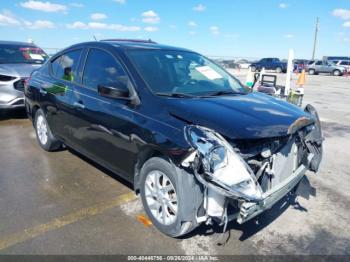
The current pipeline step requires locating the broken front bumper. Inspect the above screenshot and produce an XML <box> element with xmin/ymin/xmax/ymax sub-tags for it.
<box><xmin>237</xmin><ymin>154</ymin><xmax>312</xmax><ymax>224</ymax></box>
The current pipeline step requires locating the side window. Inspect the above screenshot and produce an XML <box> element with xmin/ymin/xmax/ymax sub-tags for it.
<box><xmin>52</xmin><ymin>49</ymin><xmax>82</xmax><ymax>82</ymax></box>
<box><xmin>51</xmin><ymin>56</ymin><xmax>61</xmax><ymax>77</ymax></box>
<box><xmin>315</xmin><ymin>61</ymin><xmax>322</xmax><ymax>65</ymax></box>
<box><xmin>83</xmin><ymin>48</ymin><xmax>128</xmax><ymax>91</ymax></box>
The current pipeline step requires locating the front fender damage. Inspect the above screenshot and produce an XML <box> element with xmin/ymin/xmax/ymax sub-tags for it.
<box><xmin>181</xmin><ymin>104</ymin><xmax>324</xmax><ymax>227</ymax></box>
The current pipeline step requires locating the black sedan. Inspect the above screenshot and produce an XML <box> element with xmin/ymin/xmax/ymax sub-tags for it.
<box><xmin>25</xmin><ymin>39</ymin><xmax>323</xmax><ymax>238</ymax></box>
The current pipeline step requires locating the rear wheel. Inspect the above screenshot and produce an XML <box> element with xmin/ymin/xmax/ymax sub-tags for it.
<box><xmin>276</xmin><ymin>67</ymin><xmax>282</xmax><ymax>73</ymax></box>
<box><xmin>250</xmin><ymin>66</ymin><xmax>256</xmax><ymax>72</ymax></box>
<box><xmin>34</xmin><ymin>109</ymin><xmax>62</xmax><ymax>151</ymax></box>
<box><xmin>140</xmin><ymin>157</ymin><xmax>203</xmax><ymax>237</ymax></box>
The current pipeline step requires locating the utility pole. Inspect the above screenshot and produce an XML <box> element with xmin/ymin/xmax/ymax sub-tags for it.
<box><xmin>312</xmin><ymin>17</ymin><xmax>319</xmax><ymax>60</ymax></box>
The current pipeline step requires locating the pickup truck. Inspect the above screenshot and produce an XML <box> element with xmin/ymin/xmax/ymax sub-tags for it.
<box><xmin>250</xmin><ymin>58</ymin><xmax>287</xmax><ymax>73</ymax></box>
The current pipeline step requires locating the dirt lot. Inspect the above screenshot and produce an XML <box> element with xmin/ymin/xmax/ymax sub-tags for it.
<box><xmin>0</xmin><ymin>72</ymin><xmax>349</xmax><ymax>256</ymax></box>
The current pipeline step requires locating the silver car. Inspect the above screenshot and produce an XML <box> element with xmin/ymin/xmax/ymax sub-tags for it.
<box><xmin>0</xmin><ymin>41</ymin><xmax>48</xmax><ymax>110</ymax></box>
<box><xmin>307</xmin><ymin>60</ymin><xmax>346</xmax><ymax>76</ymax></box>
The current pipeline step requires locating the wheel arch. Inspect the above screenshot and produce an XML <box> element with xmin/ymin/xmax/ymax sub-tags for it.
<box><xmin>133</xmin><ymin>146</ymin><xmax>172</xmax><ymax>194</ymax></box>
<box><xmin>31</xmin><ymin>104</ymin><xmax>40</xmax><ymax>123</ymax></box>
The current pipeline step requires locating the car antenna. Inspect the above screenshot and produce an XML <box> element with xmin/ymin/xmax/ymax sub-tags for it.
<box><xmin>93</xmin><ymin>35</ymin><xmax>98</xmax><ymax>41</ymax></box>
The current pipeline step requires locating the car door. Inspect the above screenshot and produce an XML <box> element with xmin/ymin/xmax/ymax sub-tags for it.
<box><xmin>42</xmin><ymin>48</ymin><xmax>83</xmax><ymax>142</ymax></box>
<box><xmin>69</xmin><ymin>47</ymin><xmax>139</xmax><ymax>181</ymax></box>
<box><xmin>257</xmin><ymin>58</ymin><xmax>265</xmax><ymax>69</ymax></box>
<box><xmin>314</xmin><ymin>61</ymin><xmax>323</xmax><ymax>72</ymax></box>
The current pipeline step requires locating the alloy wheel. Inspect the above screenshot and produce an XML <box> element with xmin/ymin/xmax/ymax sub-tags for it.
<box><xmin>144</xmin><ymin>170</ymin><xmax>178</xmax><ymax>225</ymax></box>
<box><xmin>36</xmin><ymin>115</ymin><xmax>48</xmax><ymax>145</ymax></box>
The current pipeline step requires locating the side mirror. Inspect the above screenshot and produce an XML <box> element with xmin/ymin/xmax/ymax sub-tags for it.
<box><xmin>97</xmin><ymin>83</ymin><xmax>129</xmax><ymax>99</ymax></box>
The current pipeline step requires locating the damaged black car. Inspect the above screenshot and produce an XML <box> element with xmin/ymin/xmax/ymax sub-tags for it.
<box><xmin>25</xmin><ymin>40</ymin><xmax>323</xmax><ymax>238</ymax></box>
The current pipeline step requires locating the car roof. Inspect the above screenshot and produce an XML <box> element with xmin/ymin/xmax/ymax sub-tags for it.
<box><xmin>0</xmin><ymin>40</ymin><xmax>37</xmax><ymax>46</ymax></box>
<box><xmin>66</xmin><ymin>39</ymin><xmax>193</xmax><ymax>53</ymax></box>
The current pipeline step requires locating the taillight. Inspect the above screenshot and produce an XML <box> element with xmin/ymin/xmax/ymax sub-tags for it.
<box><xmin>0</xmin><ymin>74</ymin><xmax>16</xmax><ymax>82</ymax></box>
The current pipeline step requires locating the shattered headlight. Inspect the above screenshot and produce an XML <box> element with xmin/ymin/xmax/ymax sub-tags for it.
<box><xmin>184</xmin><ymin>125</ymin><xmax>263</xmax><ymax>201</ymax></box>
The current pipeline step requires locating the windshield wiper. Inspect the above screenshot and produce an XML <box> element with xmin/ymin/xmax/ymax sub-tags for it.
<box><xmin>204</xmin><ymin>90</ymin><xmax>247</xmax><ymax>97</ymax></box>
<box><xmin>155</xmin><ymin>92</ymin><xmax>196</xmax><ymax>98</ymax></box>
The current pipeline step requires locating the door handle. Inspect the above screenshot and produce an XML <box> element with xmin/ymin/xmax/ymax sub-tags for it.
<box><xmin>73</xmin><ymin>101</ymin><xmax>85</xmax><ymax>110</ymax></box>
<box><xmin>39</xmin><ymin>89</ymin><xmax>47</xmax><ymax>95</ymax></box>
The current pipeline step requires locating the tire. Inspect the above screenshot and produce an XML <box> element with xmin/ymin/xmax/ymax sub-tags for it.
<box><xmin>250</xmin><ymin>66</ymin><xmax>256</xmax><ymax>72</ymax></box>
<box><xmin>34</xmin><ymin>109</ymin><xmax>62</xmax><ymax>151</ymax></box>
<box><xmin>308</xmin><ymin>69</ymin><xmax>316</xmax><ymax>75</ymax></box>
<box><xmin>276</xmin><ymin>67</ymin><xmax>282</xmax><ymax>73</ymax></box>
<box><xmin>140</xmin><ymin>157</ymin><xmax>203</xmax><ymax>237</ymax></box>
<box><xmin>333</xmin><ymin>70</ymin><xmax>341</xmax><ymax>76</ymax></box>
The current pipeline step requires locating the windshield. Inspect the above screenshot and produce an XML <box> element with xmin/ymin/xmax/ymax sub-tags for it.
<box><xmin>127</xmin><ymin>50</ymin><xmax>247</xmax><ymax>97</ymax></box>
<box><xmin>0</xmin><ymin>45</ymin><xmax>48</xmax><ymax>64</ymax></box>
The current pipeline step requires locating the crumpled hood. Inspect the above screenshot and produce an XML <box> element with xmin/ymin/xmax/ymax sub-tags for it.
<box><xmin>166</xmin><ymin>92</ymin><xmax>314</xmax><ymax>139</ymax></box>
<box><xmin>0</xmin><ymin>63</ymin><xmax>41</xmax><ymax>78</ymax></box>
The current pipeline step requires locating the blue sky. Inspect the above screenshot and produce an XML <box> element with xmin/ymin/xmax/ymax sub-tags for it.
<box><xmin>0</xmin><ymin>0</ymin><xmax>349</xmax><ymax>59</ymax></box>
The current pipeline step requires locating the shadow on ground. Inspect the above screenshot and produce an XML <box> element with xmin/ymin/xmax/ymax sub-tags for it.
<box><xmin>0</xmin><ymin>109</ymin><xmax>27</xmax><ymax>121</ymax></box>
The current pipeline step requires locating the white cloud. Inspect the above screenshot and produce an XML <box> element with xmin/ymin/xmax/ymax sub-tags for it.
<box><xmin>193</xmin><ymin>4</ymin><xmax>206</xmax><ymax>12</ymax></box>
<box><xmin>66</xmin><ymin>21</ymin><xmax>88</xmax><ymax>29</ymax></box>
<box><xmin>332</xmin><ymin>9</ymin><xmax>350</xmax><ymax>20</ymax></box>
<box><xmin>144</xmin><ymin>26</ymin><xmax>158</xmax><ymax>32</ymax></box>
<box><xmin>20</xmin><ymin>1</ymin><xmax>67</xmax><ymax>13</ymax></box>
<box><xmin>0</xmin><ymin>10</ymin><xmax>54</xmax><ymax>29</ymax></box>
<box><xmin>141</xmin><ymin>10</ymin><xmax>160</xmax><ymax>24</ymax></box>
<box><xmin>113</xmin><ymin>0</ymin><xmax>126</xmax><ymax>4</ymax></box>
<box><xmin>70</xmin><ymin>3</ymin><xmax>84</xmax><ymax>8</ymax></box>
<box><xmin>188</xmin><ymin>21</ymin><xmax>197</xmax><ymax>27</ymax></box>
<box><xmin>189</xmin><ymin>31</ymin><xmax>196</xmax><ymax>35</ymax></box>
<box><xmin>67</xmin><ymin>21</ymin><xmax>140</xmax><ymax>31</ymax></box>
<box><xmin>343</xmin><ymin>21</ymin><xmax>350</xmax><ymax>27</ymax></box>
<box><xmin>24</xmin><ymin>20</ymin><xmax>55</xmax><ymax>29</ymax></box>
<box><xmin>0</xmin><ymin>11</ymin><xmax>21</xmax><ymax>26</ymax></box>
<box><xmin>279</xmin><ymin>3</ymin><xmax>288</xmax><ymax>9</ymax></box>
<box><xmin>209</xmin><ymin>26</ymin><xmax>220</xmax><ymax>35</ymax></box>
<box><xmin>88</xmin><ymin>22</ymin><xmax>108</xmax><ymax>29</ymax></box>
<box><xmin>284</xmin><ymin>34</ymin><xmax>294</xmax><ymax>38</ymax></box>
<box><xmin>91</xmin><ymin>13</ymin><xmax>107</xmax><ymax>20</ymax></box>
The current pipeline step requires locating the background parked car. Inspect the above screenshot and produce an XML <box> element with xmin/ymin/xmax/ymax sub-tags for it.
<box><xmin>236</xmin><ymin>59</ymin><xmax>251</xmax><ymax>69</ymax></box>
<box><xmin>250</xmin><ymin>58</ymin><xmax>287</xmax><ymax>73</ymax></box>
<box><xmin>293</xmin><ymin>59</ymin><xmax>309</xmax><ymax>73</ymax></box>
<box><xmin>0</xmin><ymin>41</ymin><xmax>48</xmax><ymax>110</ymax></box>
<box><xmin>307</xmin><ymin>60</ymin><xmax>346</xmax><ymax>76</ymax></box>
<box><xmin>334</xmin><ymin>60</ymin><xmax>350</xmax><ymax>72</ymax></box>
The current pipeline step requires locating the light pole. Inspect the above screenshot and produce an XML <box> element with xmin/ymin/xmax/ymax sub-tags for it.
<box><xmin>312</xmin><ymin>17</ymin><xmax>319</xmax><ymax>60</ymax></box>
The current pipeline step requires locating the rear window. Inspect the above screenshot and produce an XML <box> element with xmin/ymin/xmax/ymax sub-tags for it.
<box><xmin>0</xmin><ymin>44</ymin><xmax>48</xmax><ymax>64</ymax></box>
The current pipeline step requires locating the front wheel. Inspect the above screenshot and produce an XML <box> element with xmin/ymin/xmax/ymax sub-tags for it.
<box><xmin>308</xmin><ymin>69</ymin><xmax>316</xmax><ymax>75</ymax></box>
<box><xmin>34</xmin><ymin>109</ymin><xmax>62</xmax><ymax>151</ymax></box>
<box><xmin>276</xmin><ymin>67</ymin><xmax>282</xmax><ymax>73</ymax></box>
<box><xmin>250</xmin><ymin>66</ymin><xmax>256</xmax><ymax>72</ymax></box>
<box><xmin>332</xmin><ymin>70</ymin><xmax>341</xmax><ymax>76</ymax></box>
<box><xmin>140</xmin><ymin>157</ymin><xmax>203</xmax><ymax>237</ymax></box>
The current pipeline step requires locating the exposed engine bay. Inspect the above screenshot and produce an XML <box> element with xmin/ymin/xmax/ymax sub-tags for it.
<box><xmin>181</xmin><ymin>104</ymin><xmax>323</xmax><ymax>226</ymax></box>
